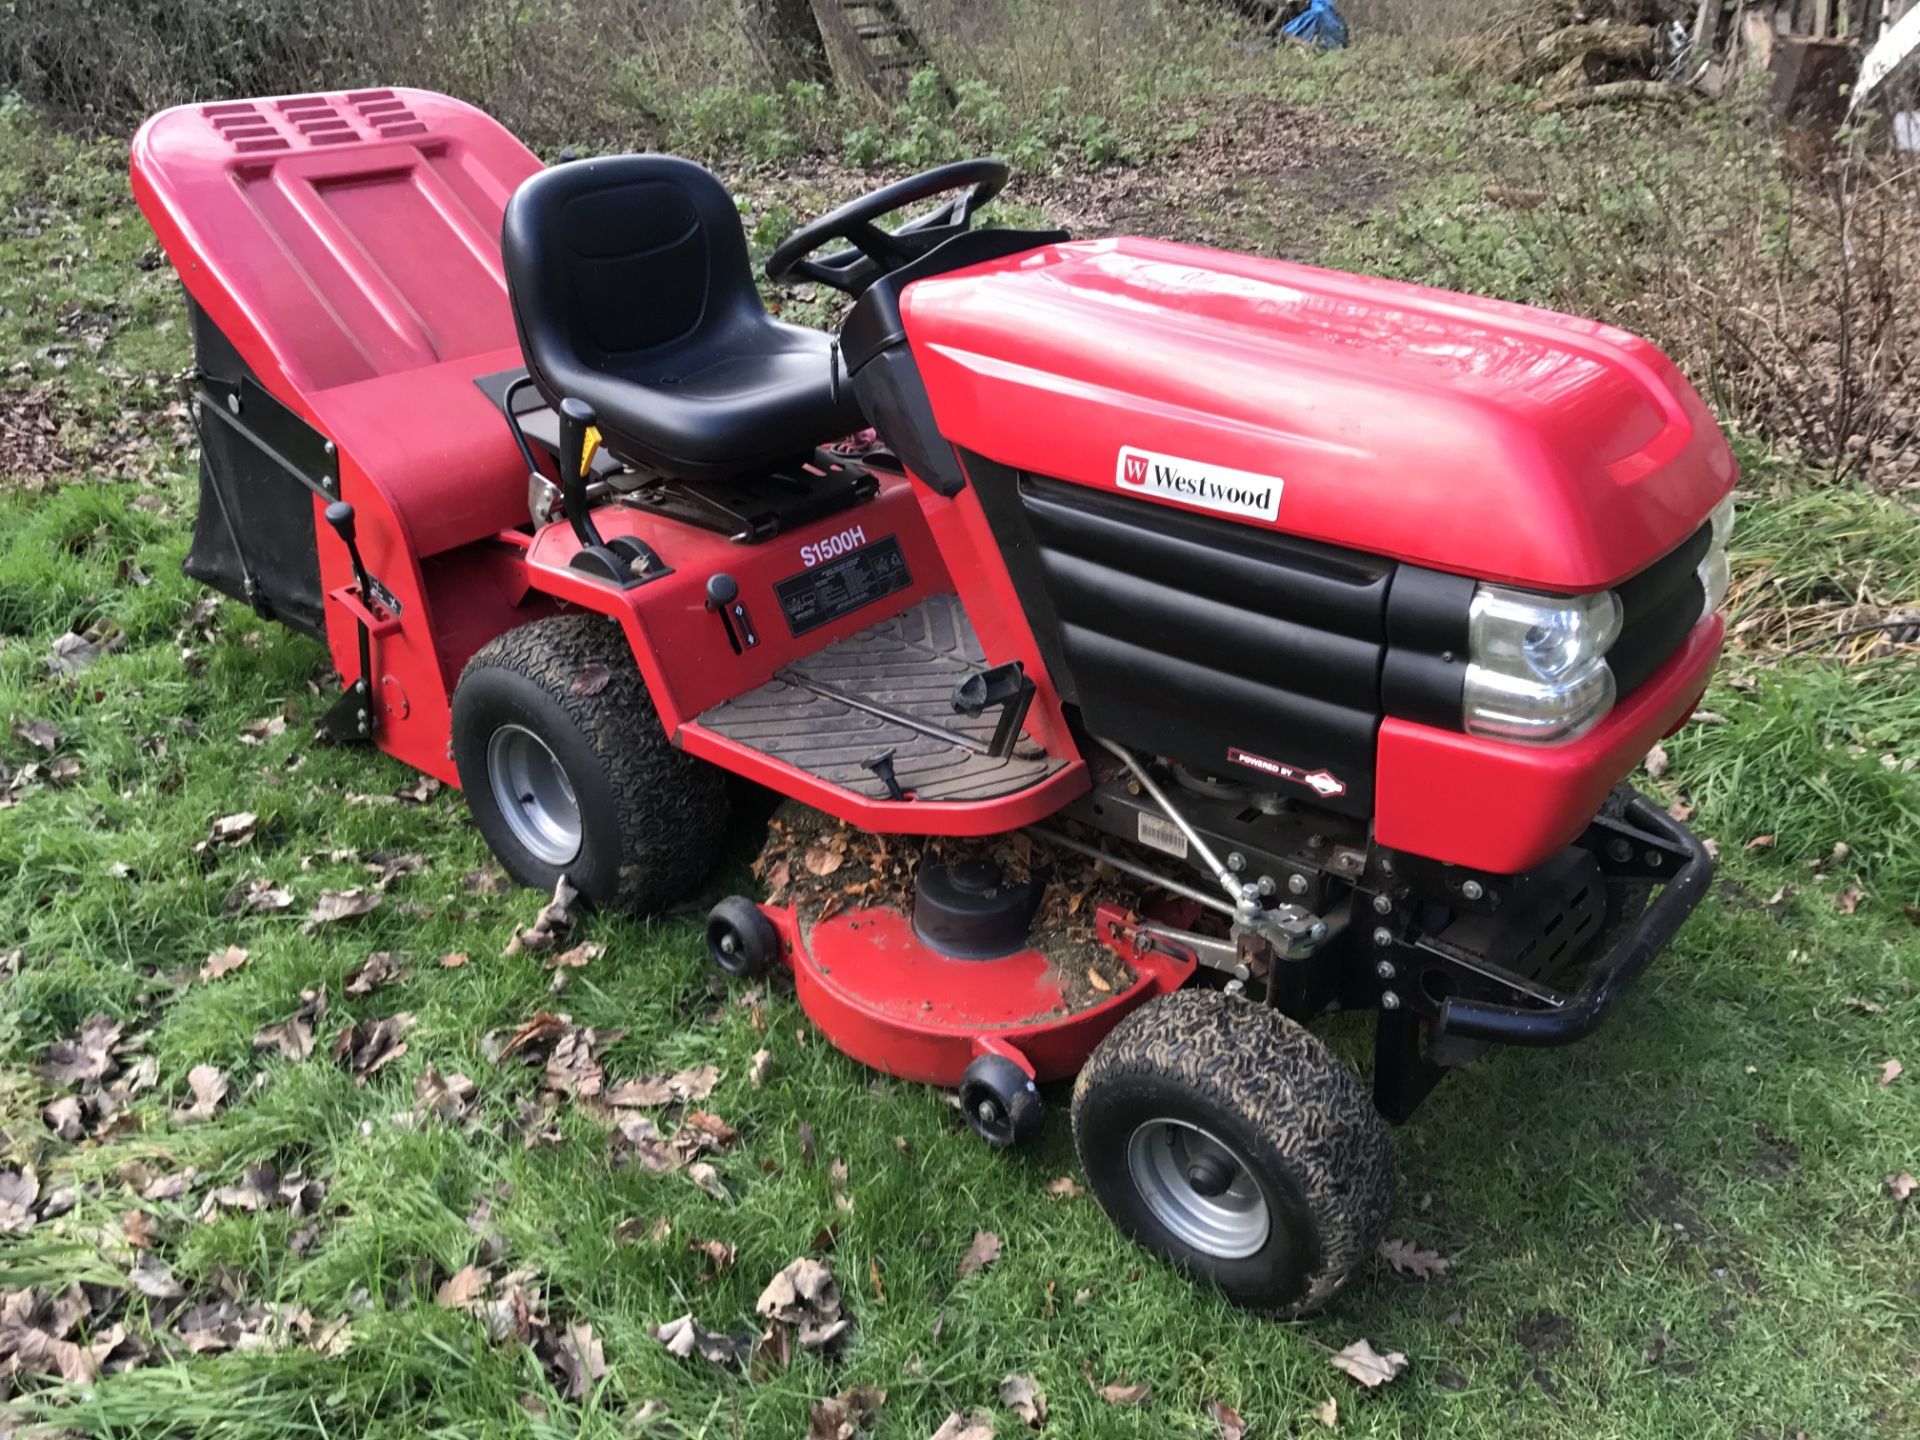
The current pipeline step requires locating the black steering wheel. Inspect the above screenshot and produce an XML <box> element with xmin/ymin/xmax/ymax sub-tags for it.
<box><xmin>765</xmin><ymin>157</ymin><xmax>1009</xmax><ymax>296</ymax></box>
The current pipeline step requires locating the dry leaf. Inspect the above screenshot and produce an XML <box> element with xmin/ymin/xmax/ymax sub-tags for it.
<box><xmin>1378</xmin><ymin>1238</ymin><xmax>1451</xmax><ymax>1280</ymax></box>
<box><xmin>1836</xmin><ymin>885</ymin><xmax>1866</xmax><ymax>915</ymax></box>
<box><xmin>253</xmin><ymin>987</ymin><xmax>329</xmax><ymax>1061</ymax></box>
<box><xmin>209</xmin><ymin>811</ymin><xmax>258</xmax><ymax>847</ymax></box>
<box><xmin>1313</xmin><ymin>1397</ymin><xmax>1339</xmax><ymax>1429</ymax></box>
<box><xmin>505</xmin><ymin>876</ymin><xmax>579</xmax><ymax>956</ymax></box>
<box><xmin>810</xmin><ymin>1384</ymin><xmax>886</xmax><ymax>1439</ymax></box>
<box><xmin>37</xmin><ymin>1014</ymin><xmax>125</xmax><ymax>1086</ymax></box>
<box><xmin>651</xmin><ymin>1313</ymin><xmax>751</xmax><ymax>1365</ymax></box>
<box><xmin>604</xmin><ymin>1064</ymin><xmax>721</xmax><ymax>1107</ymax></box>
<box><xmin>0</xmin><ymin>1170</ymin><xmax>41</xmax><ymax>1233</ymax></box>
<box><xmin>928</xmin><ymin>1412</ymin><xmax>996</xmax><ymax>1440</ymax></box>
<box><xmin>803</xmin><ymin>845</ymin><xmax>845</xmax><ymax>878</ymax></box>
<box><xmin>439</xmin><ymin>952</ymin><xmax>470</xmax><ymax>968</ymax></box>
<box><xmin>999</xmin><ymin>1373</ymin><xmax>1047</xmax><ymax>1428</ymax></box>
<box><xmin>1095</xmin><ymin>1378</ymin><xmax>1151</xmax><ymax>1407</ymax></box>
<box><xmin>304</xmin><ymin>888</ymin><xmax>381</xmax><ymax>933</ymax></box>
<box><xmin>686</xmin><ymin>1162</ymin><xmax>727</xmax><ymax>1202</ymax></box>
<box><xmin>130</xmin><ymin>1252</ymin><xmax>185</xmax><ymax>1299</ymax></box>
<box><xmin>571</xmin><ymin>664</ymin><xmax>611</xmax><ymax>696</ymax></box>
<box><xmin>548</xmin><ymin>941</ymin><xmax>604</xmax><ymax>970</ymax></box>
<box><xmin>1667</xmin><ymin>796</ymin><xmax>1695</xmax><ymax>822</ymax></box>
<box><xmin>344</xmin><ymin>951</ymin><xmax>404</xmax><ymax>996</ymax></box>
<box><xmin>1086</xmin><ymin>966</ymin><xmax>1112</xmax><ymax>993</ymax></box>
<box><xmin>174</xmin><ymin>1064</ymin><xmax>229</xmax><ymax>1124</ymax></box>
<box><xmin>437</xmin><ymin>1264</ymin><xmax>490</xmax><ymax>1309</ymax></box>
<box><xmin>756</xmin><ymin>1257</ymin><xmax>848</xmax><ymax>1350</ymax></box>
<box><xmin>750</xmin><ymin>1048</ymin><xmax>773</xmax><ymax>1089</ymax></box>
<box><xmin>1044</xmin><ymin>1175</ymin><xmax>1084</xmax><ymax>1200</ymax></box>
<box><xmin>1886</xmin><ymin>1172</ymin><xmax>1917</xmax><ymax>1202</ymax></box>
<box><xmin>545</xmin><ymin>1321</ymin><xmax>607</xmax><ymax>1400</ymax></box>
<box><xmin>1643</xmin><ymin>744</ymin><xmax>1669</xmax><ymax>780</ymax></box>
<box><xmin>199</xmin><ymin>945</ymin><xmax>251</xmax><ymax>982</ymax></box>
<box><xmin>956</xmin><ymin>1230</ymin><xmax>1001</xmax><ymax>1278</ymax></box>
<box><xmin>1844</xmin><ymin>997</ymin><xmax>1887</xmax><ymax>1015</ymax></box>
<box><xmin>330</xmin><ymin>1013</ymin><xmax>416</xmax><ymax>1082</ymax></box>
<box><xmin>1879</xmin><ymin>1058</ymin><xmax>1904</xmax><ymax>1086</ymax></box>
<box><xmin>1744</xmin><ymin>834</ymin><xmax>1776</xmax><ymax>852</ymax></box>
<box><xmin>1207</xmin><ymin>1399</ymin><xmax>1246</xmax><ymax>1439</ymax></box>
<box><xmin>1329</xmin><ymin>1338</ymin><xmax>1407</xmax><ymax>1388</ymax></box>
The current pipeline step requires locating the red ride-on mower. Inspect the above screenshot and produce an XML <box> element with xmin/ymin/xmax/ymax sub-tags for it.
<box><xmin>133</xmin><ymin>89</ymin><xmax>1733</xmax><ymax>1315</ymax></box>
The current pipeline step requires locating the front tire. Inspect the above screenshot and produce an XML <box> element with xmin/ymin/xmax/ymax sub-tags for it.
<box><xmin>1071</xmin><ymin>989</ymin><xmax>1394</xmax><ymax>1315</ymax></box>
<box><xmin>452</xmin><ymin>614</ymin><xmax>727</xmax><ymax>913</ymax></box>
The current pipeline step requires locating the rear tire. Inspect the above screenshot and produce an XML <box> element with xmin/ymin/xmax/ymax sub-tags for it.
<box><xmin>452</xmin><ymin>614</ymin><xmax>727</xmax><ymax>913</ymax></box>
<box><xmin>1071</xmin><ymin>989</ymin><xmax>1393</xmax><ymax>1316</ymax></box>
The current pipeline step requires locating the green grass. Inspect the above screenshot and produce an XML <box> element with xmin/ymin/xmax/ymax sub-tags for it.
<box><xmin>3</xmin><ymin>64</ymin><xmax>1920</xmax><ymax>1440</ymax></box>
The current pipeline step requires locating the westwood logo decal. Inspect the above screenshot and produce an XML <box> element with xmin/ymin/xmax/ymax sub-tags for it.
<box><xmin>1115</xmin><ymin>446</ymin><xmax>1283</xmax><ymax>522</ymax></box>
<box><xmin>1227</xmin><ymin>746</ymin><xmax>1348</xmax><ymax>799</ymax></box>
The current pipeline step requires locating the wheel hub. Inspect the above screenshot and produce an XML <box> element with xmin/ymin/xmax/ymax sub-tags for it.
<box><xmin>486</xmin><ymin>723</ymin><xmax>582</xmax><ymax>866</ymax></box>
<box><xmin>1126</xmin><ymin>1119</ymin><xmax>1270</xmax><ymax>1260</ymax></box>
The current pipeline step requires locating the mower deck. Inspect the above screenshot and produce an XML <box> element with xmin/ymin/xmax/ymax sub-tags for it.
<box><xmin>769</xmin><ymin>900</ymin><xmax>1195</xmax><ymax>1087</ymax></box>
<box><xmin>697</xmin><ymin>595</ymin><xmax>1065</xmax><ymax>802</ymax></box>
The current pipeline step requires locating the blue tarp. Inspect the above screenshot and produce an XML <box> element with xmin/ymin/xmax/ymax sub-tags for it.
<box><xmin>1282</xmin><ymin>0</ymin><xmax>1349</xmax><ymax>51</ymax></box>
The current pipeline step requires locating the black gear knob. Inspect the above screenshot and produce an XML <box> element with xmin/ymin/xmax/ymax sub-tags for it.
<box><xmin>324</xmin><ymin>501</ymin><xmax>356</xmax><ymax>542</ymax></box>
<box><xmin>705</xmin><ymin>573</ymin><xmax>739</xmax><ymax>609</ymax></box>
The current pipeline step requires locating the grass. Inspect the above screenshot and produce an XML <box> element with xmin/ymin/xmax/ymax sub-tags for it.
<box><xmin>3</xmin><ymin>45</ymin><xmax>1920</xmax><ymax>1440</ymax></box>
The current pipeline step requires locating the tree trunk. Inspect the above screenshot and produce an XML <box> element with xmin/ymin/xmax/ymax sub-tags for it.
<box><xmin>739</xmin><ymin>0</ymin><xmax>832</xmax><ymax>86</ymax></box>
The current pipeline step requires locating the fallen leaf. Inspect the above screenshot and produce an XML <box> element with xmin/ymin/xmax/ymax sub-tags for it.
<box><xmin>1879</xmin><ymin>1058</ymin><xmax>1904</xmax><ymax>1086</ymax></box>
<box><xmin>810</xmin><ymin>1384</ymin><xmax>886</xmax><ymax>1439</ymax></box>
<box><xmin>543</xmin><ymin>1321</ymin><xmax>607</xmax><ymax>1401</ymax></box>
<box><xmin>1667</xmin><ymin>796</ymin><xmax>1695</xmax><ymax>822</ymax></box>
<box><xmin>505</xmin><ymin>876</ymin><xmax>578</xmax><ymax>956</ymax></box>
<box><xmin>199</xmin><ymin>945</ymin><xmax>250</xmax><ymax>983</ymax></box>
<box><xmin>1744</xmin><ymin>834</ymin><xmax>1776</xmax><ymax>852</ymax></box>
<box><xmin>1330</xmin><ymin>1338</ymin><xmax>1408</xmax><ymax>1388</ymax></box>
<box><xmin>1836</xmin><ymin>885</ymin><xmax>1865</xmax><ymax>915</ymax></box>
<box><xmin>928</xmin><ymin>1411</ymin><xmax>995</xmax><ymax>1440</ymax></box>
<box><xmin>344</xmin><ymin>950</ymin><xmax>404</xmax><ymax>995</ymax></box>
<box><xmin>0</xmin><ymin>1169</ymin><xmax>41</xmax><ymax>1233</ymax></box>
<box><xmin>1086</xmin><ymin>966</ymin><xmax>1112</xmax><ymax>993</ymax></box>
<box><xmin>688</xmin><ymin>1237</ymin><xmax>736</xmax><ymax>1271</ymax></box>
<box><xmin>1313</xmin><ymin>1397</ymin><xmax>1339</xmax><ymax>1429</ymax></box>
<box><xmin>1095</xmin><ymin>1377</ymin><xmax>1151</xmax><ymax>1407</ymax></box>
<box><xmin>756</xmin><ymin>1257</ymin><xmax>849</xmax><ymax>1349</ymax></box>
<box><xmin>1886</xmin><ymin>1172</ymin><xmax>1917</xmax><ymax>1203</ymax></box>
<box><xmin>47</xmin><ymin>630</ymin><xmax>102</xmax><ymax>675</ymax></box>
<box><xmin>1207</xmin><ymin>1399</ymin><xmax>1246</xmax><ymax>1439</ymax></box>
<box><xmin>439</xmin><ymin>952</ymin><xmax>470</xmax><ymax>968</ymax></box>
<box><xmin>37</xmin><ymin>1014</ymin><xmax>124</xmax><ymax>1086</ymax></box>
<box><xmin>230</xmin><ymin>877</ymin><xmax>294</xmax><ymax>915</ymax></box>
<box><xmin>651</xmin><ymin>1313</ymin><xmax>751</xmax><ymax>1365</ymax></box>
<box><xmin>11</xmin><ymin>718</ymin><xmax>60</xmax><ymax>752</ymax></box>
<box><xmin>1843</xmin><ymin>997</ymin><xmax>1887</xmax><ymax>1015</ymax></box>
<box><xmin>604</xmin><ymin>1064</ymin><xmax>721</xmax><ymax>1107</ymax></box>
<box><xmin>999</xmin><ymin>1373</ymin><xmax>1047</xmax><ymax>1428</ymax></box>
<box><xmin>548</xmin><ymin>941</ymin><xmax>604</xmax><ymax>970</ymax></box>
<box><xmin>129</xmin><ymin>1252</ymin><xmax>185</xmax><ymax>1299</ymax></box>
<box><xmin>1044</xmin><ymin>1175</ymin><xmax>1084</xmax><ymax>1200</ymax></box>
<box><xmin>1378</xmin><ymin>1238</ymin><xmax>1451</xmax><ymax>1280</ymax></box>
<box><xmin>956</xmin><ymin>1230</ymin><xmax>1001</xmax><ymax>1278</ymax></box>
<box><xmin>750</xmin><ymin>1048</ymin><xmax>773</xmax><ymax>1089</ymax></box>
<box><xmin>1643</xmin><ymin>744</ymin><xmax>1669</xmax><ymax>780</ymax></box>
<box><xmin>174</xmin><ymin>1064</ymin><xmax>229</xmax><ymax>1124</ymax></box>
<box><xmin>571</xmin><ymin>664</ymin><xmax>611</xmax><ymax>696</ymax></box>
<box><xmin>686</xmin><ymin>1161</ymin><xmax>727</xmax><ymax>1202</ymax></box>
<box><xmin>209</xmin><ymin>811</ymin><xmax>258</xmax><ymax>847</ymax></box>
<box><xmin>330</xmin><ymin>1013</ymin><xmax>416</xmax><ymax>1082</ymax></box>
<box><xmin>437</xmin><ymin>1265</ymin><xmax>490</xmax><ymax>1309</ymax></box>
<box><xmin>803</xmin><ymin>845</ymin><xmax>845</xmax><ymax>878</ymax></box>
<box><xmin>304</xmin><ymin>887</ymin><xmax>381</xmax><ymax>932</ymax></box>
<box><xmin>253</xmin><ymin>987</ymin><xmax>329</xmax><ymax>1061</ymax></box>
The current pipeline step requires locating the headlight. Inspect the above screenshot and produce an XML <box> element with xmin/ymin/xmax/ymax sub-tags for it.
<box><xmin>1698</xmin><ymin>495</ymin><xmax>1733</xmax><ymax>620</ymax></box>
<box><xmin>1464</xmin><ymin>585</ymin><xmax>1623</xmax><ymax>744</ymax></box>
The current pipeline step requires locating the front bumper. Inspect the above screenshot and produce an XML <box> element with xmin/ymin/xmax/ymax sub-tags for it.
<box><xmin>1431</xmin><ymin>792</ymin><xmax>1715</xmax><ymax>1047</ymax></box>
<box><xmin>1373</xmin><ymin>613</ymin><xmax>1725</xmax><ymax>874</ymax></box>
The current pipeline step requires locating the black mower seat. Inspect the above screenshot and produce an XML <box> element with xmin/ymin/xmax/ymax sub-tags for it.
<box><xmin>502</xmin><ymin>154</ymin><xmax>863</xmax><ymax>480</ymax></box>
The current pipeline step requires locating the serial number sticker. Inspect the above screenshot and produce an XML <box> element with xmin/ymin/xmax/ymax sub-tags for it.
<box><xmin>1136</xmin><ymin>812</ymin><xmax>1190</xmax><ymax>859</ymax></box>
<box><xmin>775</xmin><ymin>534</ymin><xmax>913</xmax><ymax>637</ymax></box>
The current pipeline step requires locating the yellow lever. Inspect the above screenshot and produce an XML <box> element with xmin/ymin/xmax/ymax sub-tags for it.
<box><xmin>579</xmin><ymin>425</ymin><xmax>602</xmax><ymax>479</ymax></box>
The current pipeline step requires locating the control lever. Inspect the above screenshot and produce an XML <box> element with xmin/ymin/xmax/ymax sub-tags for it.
<box><xmin>864</xmin><ymin>748</ymin><xmax>908</xmax><ymax>801</ymax></box>
<box><xmin>556</xmin><ymin>397</ymin><xmax>609</xmax><ymax>551</ymax></box>
<box><xmin>321</xmin><ymin>501</ymin><xmax>376</xmax><ymax>743</ymax></box>
<box><xmin>951</xmin><ymin>662</ymin><xmax>1035</xmax><ymax>758</ymax></box>
<box><xmin>705</xmin><ymin>573</ymin><xmax>758</xmax><ymax>652</ymax></box>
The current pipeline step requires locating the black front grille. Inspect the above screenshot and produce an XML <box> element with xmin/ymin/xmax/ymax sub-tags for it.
<box><xmin>1609</xmin><ymin>519</ymin><xmax>1711</xmax><ymax>696</ymax></box>
<box><xmin>1605</xmin><ymin>522</ymin><xmax>1712</xmax><ymax>702</ymax></box>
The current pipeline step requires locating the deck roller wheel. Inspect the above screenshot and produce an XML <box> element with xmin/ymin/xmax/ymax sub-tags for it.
<box><xmin>960</xmin><ymin>1051</ymin><xmax>1045</xmax><ymax>1149</ymax></box>
<box><xmin>706</xmin><ymin>896</ymin><xmax>778</xmax><ymax>980</ymax></box>
<box><xmin>1071</xmin><ymin>989</ymin><xmax>1394</xmax><ymax>1316</ymax></box>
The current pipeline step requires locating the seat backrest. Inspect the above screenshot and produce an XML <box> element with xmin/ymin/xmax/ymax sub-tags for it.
<box><xmin>501</xmin><ymin>155</ymin><xmax>761</xmax><ymax>394</ymax></box>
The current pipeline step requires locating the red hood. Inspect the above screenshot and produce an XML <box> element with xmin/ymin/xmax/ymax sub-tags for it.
<box><xmin>899</xmin><ymin>237</ymin><xmax>1736</xmax><ymax>590</ymax></box>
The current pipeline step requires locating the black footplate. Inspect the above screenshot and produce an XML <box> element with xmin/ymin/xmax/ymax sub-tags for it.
<box><xmin>697</xmin><ymin>595</ymin><xmax>1065</xmax><ymax>802</ymax></box>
